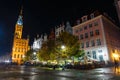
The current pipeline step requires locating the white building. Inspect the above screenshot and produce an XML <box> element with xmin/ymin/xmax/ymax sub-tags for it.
<box><xmin>32</xmin><ymin>34</ymin><xmax>47</xmax><ymax>51</ymax></box>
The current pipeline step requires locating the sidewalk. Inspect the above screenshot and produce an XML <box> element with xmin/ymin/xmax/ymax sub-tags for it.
<box><xmin>92</xmin><ymin>67</ymin><xmax>120</xmax><ymax>75</ymax></box>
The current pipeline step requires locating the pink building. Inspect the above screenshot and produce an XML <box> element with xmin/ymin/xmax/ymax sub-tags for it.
<box><xmin>72</xmin><ymin>11</ymin><xmax>120</xmax><ymax>63</ymax></box>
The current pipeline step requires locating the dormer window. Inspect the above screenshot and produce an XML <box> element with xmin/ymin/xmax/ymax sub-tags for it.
<box><xmin>81</xmin><ymin>15</ymin><xmax>87</xmax><ymax>22</ymax></box>
<box><xmin>90</xmin><ymin>13</ymin><xmax>94</xmax><ymax>19</ymax></box>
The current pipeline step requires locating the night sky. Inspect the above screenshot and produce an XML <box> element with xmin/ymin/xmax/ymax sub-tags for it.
<box><xmin>0</xmin><ymin>0</ymin><xmax>118</xmax><ymax>55</ymax></box>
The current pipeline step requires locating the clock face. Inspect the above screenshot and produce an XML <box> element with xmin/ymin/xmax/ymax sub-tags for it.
<box><xmin>17</xmin><ymin>16</ymin><xmax>23</xmax><ymax>25</ymax></box>
<box><xmin>17</xmin><ymin>21</ymin><xmax>22</xmax><ymax>25</ymax></box>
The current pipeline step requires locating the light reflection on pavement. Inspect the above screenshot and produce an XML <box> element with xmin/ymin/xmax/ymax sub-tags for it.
<box><xmin>0</xmin><ymin>65</ymin><xmax>120</xmax><ymax>80</ymax></box>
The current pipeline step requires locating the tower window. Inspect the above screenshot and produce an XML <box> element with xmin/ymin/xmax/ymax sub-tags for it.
<box><xmin>14</xmin><ymin>54</ymin><xmax>16</xmax><ymax>58</ymax></box>
<box><xmin>18</xmin><ymin>54</ymin><xmax>19</xmax><ymax>58</ymax></box>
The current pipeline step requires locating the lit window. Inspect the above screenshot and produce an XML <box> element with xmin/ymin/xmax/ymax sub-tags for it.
<box><xmin>14</xmin><ymin>54</ymin><xmax>16</xmax><ymax>58</ymax></box>
<box><xmin>18</xmin><ymin>54</ymin><xmax>19</xmax><ymax>58</ymax></box>
<box><xmin>21</xmin><ymin>55</ymin><xmax>23</xmax><ymax>58</ymax></box>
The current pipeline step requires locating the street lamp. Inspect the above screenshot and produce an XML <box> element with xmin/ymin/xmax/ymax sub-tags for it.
<box><xmin>33</xmin><ymin>52</ymin><xmax>36</xmax><ymax>55</ymax></box>
<box><xmin>61</xmin><ymin>45</ymin><xmax>65</xmax><ymax>49</ymax></box>
<box><xmin>33</xmin><ymin>52</ymin><xmax>37</xmax><ymax>61</ymax></box>
<box><xmin>61</xmin><ymin>45</ymin><xmax>67</xmax><ymax>70</ymax></box>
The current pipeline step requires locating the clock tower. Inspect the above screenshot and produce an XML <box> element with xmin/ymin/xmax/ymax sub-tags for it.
<box><xmin>12</xmin><ymin>7</ymin><xmax>30</xmax><ymax>65</ymax></box>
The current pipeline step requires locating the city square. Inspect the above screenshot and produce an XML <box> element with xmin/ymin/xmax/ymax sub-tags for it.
<box><xmin>0</xmin><ymin>0</ymin><xmax>120</xmax><ymax>80</ymax></box>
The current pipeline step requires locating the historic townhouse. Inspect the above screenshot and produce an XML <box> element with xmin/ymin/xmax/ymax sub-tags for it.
<box><xmin>72</xmin><ymin>11</ymin><xmax>120</xmax><ymax>63</ymax></box>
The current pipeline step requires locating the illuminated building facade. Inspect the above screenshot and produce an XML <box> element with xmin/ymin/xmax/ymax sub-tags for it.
<box><xmin>55</xmin><ymin>21</ymin><xmax>73</xmax><ymax>38</ymax></box>
<box><xmin>32</xmin><ymin>34</ymin><xmax>47</xmax><ymax>51</ymax></box>
<box><xmin>72</xmin><ymin>11</ymin><xmax>120</xmax><ymax>63</ymax></box>
<box><xmin>12</xmin><ymin>8</ymin><xmax>29</xmax><ymax>64</ymax></box>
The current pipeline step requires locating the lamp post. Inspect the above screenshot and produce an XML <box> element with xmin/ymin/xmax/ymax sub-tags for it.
<box><xmin>61</xmin><ymin>45</ymin><xmax>66</xmax><ymax>70</ymax></box>
<box><xmin>33</xmin><ymin>52</ymin><xmax>37</xmax><ymax>61</ymax></box>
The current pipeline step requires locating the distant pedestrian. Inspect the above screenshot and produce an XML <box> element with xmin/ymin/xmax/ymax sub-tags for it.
<box><xmin>114</xmin><ymin>60</ymin><xmax>119</xmax><ymax>72</ymax></box>
<box><xmin>114</xmin><ymin>60</ymin><xmax>119</xmax><ymax>68</ymax></box>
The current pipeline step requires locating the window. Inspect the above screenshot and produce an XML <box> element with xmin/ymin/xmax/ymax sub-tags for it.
<box><xmin>82</xmin><ymin>16</ymin><xmax>87</xmax><ymax>22</ymax></box>
<box><xmin>80</xmin><ymin>34</ymin><xmax>83</xmax><ymax>39</ymax></box>
<box><xmin>14</xmin><ymin>54</ymin><xmax>16</xmax><ymax>58</ymax></box>
<box><xmin>99</xmin><ymin>55</ymin><xmax>103</xmax><ymax>61</ymax></box>
<box><xmin>21</xmin><ymin>55</ymin><xmax>23</xmax><ymax>58</ymax></box>
<box><xmin>80</xmin><ymin>28</ymin><xmax>83</xmax><ymax>31</ymax></box>
<box><xmin>98</xmin><ymin>50</ymin><xmax>102</xmax><ymax>53</ymax></box>
<box><xmin>89</xmin><ymin>24</ymin><xmax>92</xmax><ymax>28</ymax></box>
<box><xmin>92</xmin><ymin>51</ymin><xmax>97</xmax><ymax>59</ymax></box>
<box><xmin>56</xmin><ymin>32</ymin><xmax>58</xmax><ymax>35</ymax></box>
<box><xmin>86</xmin><ymin>41</ymin><xmax>89</xmax><ymax>48</ymax></box>
<box><xmin>84</xmin><ymin>26</ymin><xmax>87</xmax><ymax>30</ymax></box>
<box><xmin>81</xmin><ymin>43</ymin><xmax>84</xmax><ymax>48</ymax></box>
<box><xmin>75</xmin><ymin>30</ymin><xmax>78</xmax><ymax>33</ymax></box>
<box><xmin>94</xmin><ymin>22</ymin><xmax>98</xmax><ymax>26</ymax></box>
<box><xmin>87</xmin><ymin>52</ymin><xmax>91</xmax><ymax>57</ymax></box>
<box><xmin>90</xmin><ymin>14</ymin><xmax>94</xmax><ymax>19</ymax></box>
<box><xmin>112</xmin><ymin>49</ymin><xmax>115</xmax><ymax>53</ymax></box>
<box><xmin>91</xmin><ymin>40</ymin><xmax>95</xmax><ymax>46</ymax></box>
<box><xmin>85</xmin><ymin>33</ymin><xmax>88</xmax><ymax>38</ymax></box>
<box><xmin>18</xmin><ymin>54</ymin><xmax>19</xmax><ymax>58</ymax></box>
<box><xmin>90</xmin><ymin>31</ymin><xmax>93</xmax><ymax>37</ymax></box>
<box><xmin>95</xmin><ymin>30</ymin><xmax>100</xmax><ymax>35</ymax></box>
<box><xmin>18</xmin><ymin>48</ymin><xmax>20</xmax><ymax>52</ymax></box>
<box><xmin>96</xmin><ymin>39</ymin><xmax>101</xmax><ymax>46</ymax></box>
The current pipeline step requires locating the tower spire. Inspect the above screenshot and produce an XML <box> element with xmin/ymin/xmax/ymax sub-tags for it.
<box><xmin>20</xmin><ymin>5</ymin><xmax>23</xmax><ymax>15</ymax></box>
<box><xmin>17</xmin><ymin>5</ymin><xmax>23</xmax><ymax>26</ymax></box>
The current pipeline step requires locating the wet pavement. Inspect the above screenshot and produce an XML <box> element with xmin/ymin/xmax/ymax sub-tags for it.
<box><xmin>0</xmin><ymin>65</ymin><xmax>120</xmax><ymax>80</ymax></box>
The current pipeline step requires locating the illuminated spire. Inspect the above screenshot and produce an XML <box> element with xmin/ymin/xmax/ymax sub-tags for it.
<box><xmin>17</xmin><ymin>6</ymin><xmax>23</xmax><ymax>26</ymax></box>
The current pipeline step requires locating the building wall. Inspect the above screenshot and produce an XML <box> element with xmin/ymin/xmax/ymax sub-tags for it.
<box><xmin>12</xmin><ymin>39</ymin><xmax>29</xmax><ymax>64</ymax></box>
<box><xmin>102</xmin><ymin>16</ymin><xmax>120</xmax><ymax>61</ymax></box>
<box><xmin>73</xmin><ymin>14</ymin><xmax>120</xmax><ymax>63</ymax></box>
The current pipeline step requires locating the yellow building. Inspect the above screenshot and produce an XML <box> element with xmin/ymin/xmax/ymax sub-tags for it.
<box><xmin>12</xmin><ymin>8</ymin><xmax>29</xmax><ymax>64</ymax></box>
